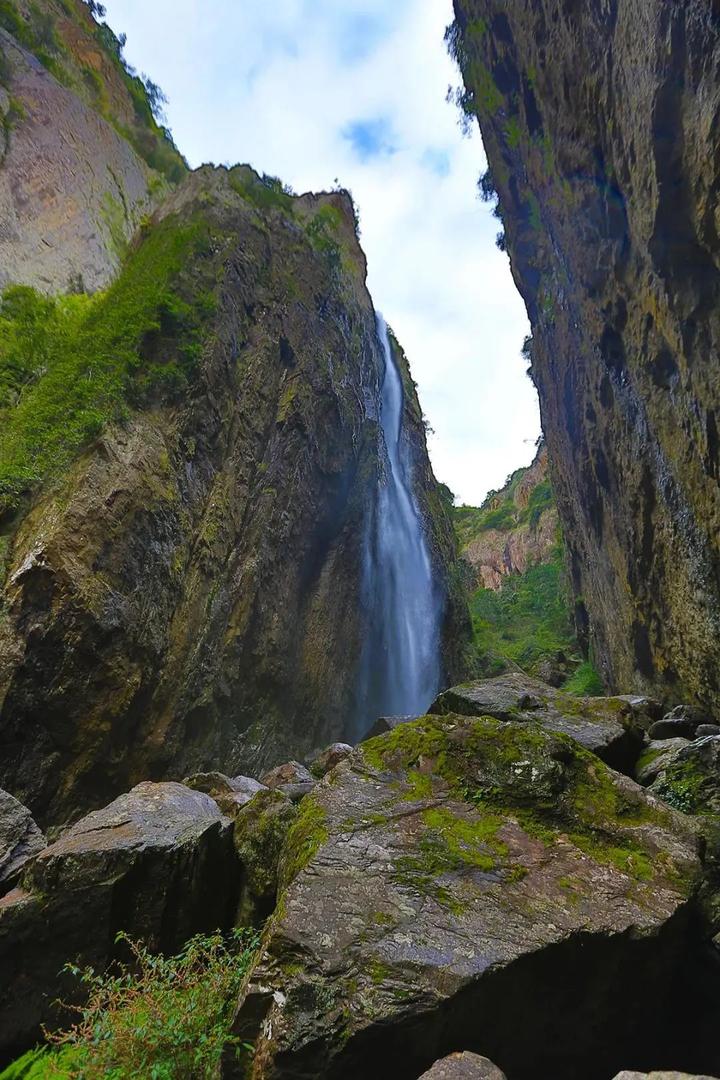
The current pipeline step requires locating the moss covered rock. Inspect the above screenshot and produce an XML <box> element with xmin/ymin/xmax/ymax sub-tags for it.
<box><xmin>233</xmin><ymin>789</ymin><xmax>297</xmax><ymax>927</ymax></box>
<box><xmin>226</xmin><ymin>714</ymin><xmax>716</xmax><ymax>1080</ymax></box>
<box><xmin>430</xmin><ymin>672</ymin><xmax>648</xmax><ymax>773</ymax></box>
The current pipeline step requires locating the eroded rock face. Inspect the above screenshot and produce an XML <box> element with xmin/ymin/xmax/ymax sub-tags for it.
<box><xmin>0</xmin><ymin>6</ymin><xmax>166</xmax><ymax>293</ymax></box>
<box><xmin>0</xmin><ymin>165</ymin><xmax>467</xmax><ymax>827</ymax></box>
<box><xmin>0</xmin><ymin>780</ymin><xmax>236</xmax><ymax>1060</ymax></box>
<box><xmin>0</xmin><ymin>788</ymin><xmax>44</xmax><ymax>892</ymax></box>
<box><xmin>227</xmin><ymin>714</ymin><xmax>719</xmax><ymax>1080</ymax></box>
<box><xmin>430</xmin><ymin>672</ymin><xmax>647</xmax><ymax>772</ymax></box>
<box><xmin>451</xmin><ymin>1</ymin><xmax>720</xmax><ymax>712</ymax></box>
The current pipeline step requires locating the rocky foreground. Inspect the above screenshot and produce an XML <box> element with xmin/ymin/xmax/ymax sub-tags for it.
<box><xmin>2</xmin><ymin>674</ymin><xmax>720</xmax><ymax>1078</ymax></box>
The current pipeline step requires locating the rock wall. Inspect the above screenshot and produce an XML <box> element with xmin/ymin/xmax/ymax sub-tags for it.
<box><xmin>455</xmin><ymin>444</ymin><xmax>558</xmax><ymax>590</ymax></box>
<box><xmin>0</xmin><ymin>0</ymin><xmax>184</xmax><ymax>293</ymax></box>
<box><xmin>451</xmin><ymin>2</ymin><xmax>720</xmax><ymax>711</ymax></box>
<box><xmin>0</xmin><ymin>166</ymin><xmax>467</xmax><ymax>827</ymax></box>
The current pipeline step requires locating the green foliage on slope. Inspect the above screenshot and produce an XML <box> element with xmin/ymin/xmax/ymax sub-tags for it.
<box><xmin>469</xmin><ymin>541</ymin><xmax>578</xmax><ymax>674</ymax></box>
<box><xmin>0</xmin><ymin>213</ymin><xmax>216</xmax><ymax>514</ymax></box>
<box><xmin>0</xmin><ymin>929</ymin><xmax>259</xmax><ymax>1080</ymax></box>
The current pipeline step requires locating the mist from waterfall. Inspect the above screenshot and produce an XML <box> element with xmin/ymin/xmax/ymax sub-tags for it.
<box><xmin>353</xmin><ymin>314</ymin><xmax>442</xmax><ymax>737</ymax></box>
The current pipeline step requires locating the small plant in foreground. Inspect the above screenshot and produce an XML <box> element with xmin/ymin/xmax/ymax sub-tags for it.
<box><xmin>1</xmin><ymin>929</ymin><xmax>259</xmax><ymax>1080</ymax></box>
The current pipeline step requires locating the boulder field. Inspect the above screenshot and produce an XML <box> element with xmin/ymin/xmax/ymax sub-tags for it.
<box><xmin>2</xmin><ymin>677</ymin><xmax>720</xmax><ymax>1077</ymax></box>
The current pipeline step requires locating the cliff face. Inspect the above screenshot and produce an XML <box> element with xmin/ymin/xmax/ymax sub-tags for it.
<box><xmin>455</xmin><ymin>444</ymin><xmax>557</xmax><ymax>591</ymax></box>
<box><xmin>451</xmin><ymin>1</ymin><xmax>720</xmax><ymax>710</ymax></box>
<box><xmin>0</xmin><ymin>150</ymin><xmax>468</xmax><ymax>825</ymax></box>
<box><xmin>0</xmin><ymin>0</ymin><xmax>184</xmax><ymax>293</ymax></box>
<box><xmin>0</xmin><ymin>161</ymin><xmax>467</xmax><ymax>827</ymax></box>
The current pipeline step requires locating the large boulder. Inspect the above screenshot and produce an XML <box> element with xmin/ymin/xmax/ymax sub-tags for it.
<box><xmin>0</xmin><ymin>789</ymin><xmax>45</xmax><ymax>893</ymax></box>
<box><xmin>226</xmin><ymin>714</ymin><xmax>719</xmax><ymax>1080</ymax></box>
<box><xmin>429</xmin><ymin>673</ymin><xmax>648</xmax><ymax>772</ymax></box>
<box><xmin>0</xmin><ymin>782</ymin><xmax>236</xmax><ymax>1061</ymax></box>
<box><xmin>635</xmin><ymin>740</ymin><xmax>691</xmax><ymax>787</ymax></box>
<box><xmin>614</xmin><ymin>1074</ymin><xmax>720</xmax><ymax>1080</ymax></box>
<box><xmin>233</xmin><ymin>790</ymin><xmax>298</xmax><ymax>926</ymax></box>
<box><xmin>419</xmin><ymin>1054</ymin><xmax>506</xmax><ymax>1079</ymax></box>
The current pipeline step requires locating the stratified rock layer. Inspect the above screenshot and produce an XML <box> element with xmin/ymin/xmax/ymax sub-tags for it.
<box><xmin>227</xmin><ymin>714</ymin><xmax>720</xmax><ymax>1080</ymax></box>
<box><xmin>451</xmin><ymin>1</ymin><xmax>720</xmax><ymax>711</ymax></box>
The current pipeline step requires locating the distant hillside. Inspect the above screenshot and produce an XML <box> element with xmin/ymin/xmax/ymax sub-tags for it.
<box><xmin>453</xmin><ymin>445</ymin><xmax>601</xmax><ymax>693</ymax></box>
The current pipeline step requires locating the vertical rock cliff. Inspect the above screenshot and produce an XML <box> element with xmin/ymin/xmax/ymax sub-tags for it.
<box><xmin>0</xmin><ymin>165</ymin><xmax>467</xmax><ymax>826</ymax></box>
<box><xmin>451</xmin><ymin>2</ymin><xmax>720</xmax><ymax>710</ymax></box>
<box><xmin>0</xmin><ymin>1</ymin><xmax>469</xmax><ymax>827</ymax></box>
<box><xmin>0</xmin><ymin>0</ymin><xmax>185</xmax><ymax>292</ymax></box>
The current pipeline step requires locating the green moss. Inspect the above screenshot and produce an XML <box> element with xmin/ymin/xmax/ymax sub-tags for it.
<box><xmin>505</xmin><ymin>117</ymin><xmax>523</xmax><ymax>149</ymax></box>
<box><xmin>402</xmin><ymin>768</ymin><xmax>434</xmax><ymax>801</ymax></box>
<box><xmin>280</xmin><ymin>798</ymin><xmax>329</xmax><ymax>889</ymax></box>
<box><xmin>0</xmin><ymin>212</ymin><xmax>216</xmax><ymax>513</ymax></box>
<box><xmin>230</xmin><ymin>170</ymin><xmax>294</xmax><ymax>215</ymax></box>
<box><xmin>363</xmin><ymin>715</ymin><xmax>683</xmax><ymax>889</ymax></box>
<box><xmin>100</xmin><ymin>191</ymin><xmax>128</xmax><ymax>262</ymax></box>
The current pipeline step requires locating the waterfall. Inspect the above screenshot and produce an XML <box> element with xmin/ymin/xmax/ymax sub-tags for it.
<box><xmin>353</xmin><ymin>313</ymin><xmax>442</xmax><ymax>736</ymax></box>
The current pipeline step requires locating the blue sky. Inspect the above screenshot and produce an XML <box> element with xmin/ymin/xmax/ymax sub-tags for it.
<box><xmin>102</xmin><ymin>0</ymin><xmax>540</xmax><ymax>505</ymax></box>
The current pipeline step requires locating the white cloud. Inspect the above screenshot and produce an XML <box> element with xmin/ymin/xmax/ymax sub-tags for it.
<box><xmin>102</xmin><ymin>0</ymin><xmax>540</xmax><ymax>504</ymax></box>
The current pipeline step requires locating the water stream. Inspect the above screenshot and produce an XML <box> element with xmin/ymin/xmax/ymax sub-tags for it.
<box><xmin>353</xmin><ymin>314</ymin><xmax>442</xmax><ymax>736</ymax></box>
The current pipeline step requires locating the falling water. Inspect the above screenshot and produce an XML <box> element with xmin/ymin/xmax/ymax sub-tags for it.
<box><xmin>353</xmin><ymin>313</ymin><xmax>442</xmax><ymax>735</ymax></box>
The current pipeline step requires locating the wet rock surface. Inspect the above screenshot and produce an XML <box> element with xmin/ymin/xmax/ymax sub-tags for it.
<box><xmin>451</xmin><ymin>0</ymin><xmax>720</xmax><ymax>714</ymax></box>
<box><xmin>430</xmin><ymin>673</ymin><xmax>646</xmax><ymax>772</ymax></box>
<box><xmin>226</xmin><ymin>713</ymin><xmax>718</xmax><ymax>1080</ymax></box>
<box><xmin>0</xmin><ymin>789</ymin><xmax>45</xmax><ymax>893</ymax></box>
<box><xmin>0</xmin><ymin>781</ymin><xmax>236</xmax><ymax>1059</ymax></box>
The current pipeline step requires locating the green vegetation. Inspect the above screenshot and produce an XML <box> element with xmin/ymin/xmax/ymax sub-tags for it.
<box><xmin>562</xmin><ymin>661</ymin><xmax>604</xmax><ymax>696</ymax></box>
<box><xmin>0</xmin><ymin>929</ymin><xmax>259</xmax><ymax>1079</ymax></box>
<box><xmin>229</xmin><ymin>169</ymin><xmax>294</xmax><ymax>215</ymax></box>
<box><xmin>0</xmin><ymin>213</ymin><xmax>217</xmax><ymax>513</ymax></box>
<box><xmin>0</xmin><ymin>1</ymin><xmax>66</xmax><ymax>81</ymax></box>
<box><xmin>279</xmin><ymin>798</ymin><xmax>329</xmax><ymax>890</ymax></box>
<box><xmin>468</xmin><ymin>546</ymin><xmax>579</xmax><ymax>677</ymax></box>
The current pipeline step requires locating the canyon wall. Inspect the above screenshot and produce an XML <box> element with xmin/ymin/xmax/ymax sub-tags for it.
<box><xmin>452</xmin><ymin>0</ymin><xmax>720</xmax><ymax>710</ymax></box>
<box><xmin>0</xmin><ymin>1</ymin><xmax>468</xmax><ymax>827</ymax></box>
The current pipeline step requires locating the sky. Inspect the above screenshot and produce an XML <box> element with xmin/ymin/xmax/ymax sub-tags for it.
<box><xmin>102</xmin><ymin>0</ymin><xmax>540</xmax><ymax>506</ymax></box>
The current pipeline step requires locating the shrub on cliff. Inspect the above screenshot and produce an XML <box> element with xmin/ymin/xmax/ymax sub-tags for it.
<box><xmin>0</xmin><ymin>929</ymin><xmax>259</xmax><ymax>1079</ymax></box>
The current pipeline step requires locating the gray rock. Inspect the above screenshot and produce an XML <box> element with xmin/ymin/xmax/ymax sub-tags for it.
<box><xmin>419</xmin><ymin>1053</ymin><xmax>507</xmax><ymax>1079</ymax></box>
<box><xmin>310</xmin><ymin>743</ymin><xmax>354</xmax><ymax>778</ymax></box>
<box><xmin>696</xmin><ymin>725</ymin><xmax>720</xmax><ymax>739</ymax></box>
<box><xmin>275</xmin><ymin>781</ymin><xmax>316</xmax><ymax>803</ymax></box>
<box><xmin>429</xmin><ymin>673</ymin><xmax>646</xmax><ymax>772</ymax></box>
<box><xmin>0</xmin><ymin>782</ymin><xmax>236</xmax><ymax>1059</ymax></box>
<box><xmin>0</xmin><ymin>788</ymin><xmax>45</xmax><ymax>892</ymax></box>
<box><xmin>227</xmin><ymin>713</ymin><xmax>708</xmax><ymax>1080</ymax></box>
<box><xmin>260</xmin><ymin>761</ymin><xmax>314</xmax><ymax>789</ymax></box>
<box><xmin>614</xmin><ymin>695</ymin><xmax>665</xmax><ymax>727</ymax></box>
<box><xmin>650</xmin><ymin>736</ymin><xmax>720</xmax><ymax>816</ymax></box>
<box><xmin>635</xmin><ymin>739</ymin><xmax>691</xmax><ymax>786</ymax></box>
<box><xmin>649</xmin><ymin>718</ymin><xmax>700</xmax><ymax>740</ymax></box>
<box><xmin>362</xmin><ymin>715</ymin><xmax>418</xmax><ymax>741</ymax></box>
<box><xmin>184</xmin><ymin>773</ymin><xmax>267</xmax><ymax>818</ymax></box>
<box><xmin>614</xmin><ymin>1073</ymin><xmax>720</xmax><ymax>1079</ymax></box>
